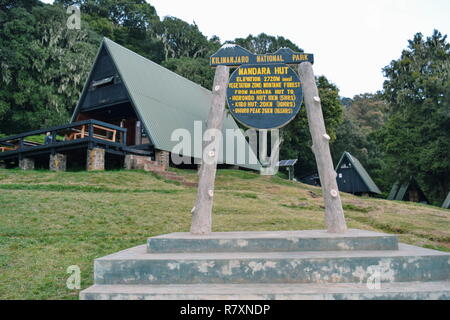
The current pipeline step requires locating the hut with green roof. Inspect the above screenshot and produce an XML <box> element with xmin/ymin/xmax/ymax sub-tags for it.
<box><xmin>442</xmin><ymin>192</ymin><xmax>450</xmax><ymax>209</ymax></box>
<box><xmin>387</xmin><ymin>178</ymin><xmax>429</xmax><ymax>204</ymax></box>
<box><xmin>70</xmin><ymin>38</ymin><xmax>260</xmax><ymax>170</ymax></box>
<box><xmin>335</xmin><ymin>152</ymin><xmax>381</xmax><ymax>196</ymax></box>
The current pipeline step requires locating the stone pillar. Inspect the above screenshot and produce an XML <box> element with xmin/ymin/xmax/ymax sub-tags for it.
<box><xmin>86</xmin><ymin>148</ymin><xmax>105</xmax><ymax>171</ymax></box>
<box><xmin>124</xmin><ymin>154</ymin><xmax>134</xmax><ymax>170</ymax></box>
<box><xmin>49</xmin><ymin>153</ymin><xmax>67</xmax><ymax>172</ymax></box>
<box><xmin>19</xmin><ymin>158</ymin><xmax>34</xmax><ymax>170</ymax></box>
<box><xmin>155</xmin><ymin>150</ymin><xmax>169</xmax><ymax>170</ymax></box>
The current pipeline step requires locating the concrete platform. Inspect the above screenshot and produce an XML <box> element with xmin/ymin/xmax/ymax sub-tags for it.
<box><xmin>94</xmin><ymin>243</ymin><xmax>449</xmax><ymax>285</ymax></box>
<box><xmin>147</xmin><ymin>229</ymin><xmax>399</xmax><ymax>253</ymax></box>
<box><xmin>80</xmin><ymin>281</ymin><xmax>450</xmax><ymax>300</ymax></box>
<box><xmin>81</xmin><ymin>229</ymin><xmax>450</xmax><ymax>300</ymax></box>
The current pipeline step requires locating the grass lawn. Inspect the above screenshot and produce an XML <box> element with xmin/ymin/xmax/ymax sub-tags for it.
<box><xmin>0</xmin><ymin>168</ymin><xmax>449</xmax><ymax>299</ymax></box>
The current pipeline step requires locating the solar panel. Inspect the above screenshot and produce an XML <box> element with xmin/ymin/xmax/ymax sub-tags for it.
<box><xmin>278</xmin><ymin>159</ymin><xmax>298</xmax><ymax>167</ymax></box>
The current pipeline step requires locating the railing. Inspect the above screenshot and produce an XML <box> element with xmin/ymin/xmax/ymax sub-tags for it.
<box><xmin>0</xmin><ymin>119</ymin><xmax>127</xmax><ymax>152</ymax></box>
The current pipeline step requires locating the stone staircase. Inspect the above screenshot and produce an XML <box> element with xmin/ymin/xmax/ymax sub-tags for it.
<box><xmin>156</xmin><ymin>171</ymin><xmax>198</xmax><ymax>188</ymax></box>
<box><xmin>80</xmin><ymin>229</ymin><xmax>450</xmax><ymax>300</ymax></box>
<box><xmin>124</xmin><ymin>154</ymin><xmax>197</xmax><ymax>187</ymax></box>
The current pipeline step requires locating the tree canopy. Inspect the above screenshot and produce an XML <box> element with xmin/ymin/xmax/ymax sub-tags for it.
<box><xmin>379</xmin><ymin>30</ymin><xmax>450</xmax><ymax>202</ymax></box>
<box><xmin>0</xmin><ymin>2</ymin><xmax>100</xmax><ymax>132</ymax></box>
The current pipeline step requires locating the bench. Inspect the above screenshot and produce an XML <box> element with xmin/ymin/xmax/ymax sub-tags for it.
<box><xmin>66</xmin><ymin>124</ymin><xmax>117</xmax><ymax>143</ymax></box>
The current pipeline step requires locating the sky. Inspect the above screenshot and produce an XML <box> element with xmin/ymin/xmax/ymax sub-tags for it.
<box><xmin>43</xmin><ymin>0</ymin><xmax>450</xmax><ymax>98</ymax></box>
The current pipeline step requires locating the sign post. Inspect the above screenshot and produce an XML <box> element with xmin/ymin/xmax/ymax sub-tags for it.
<box><xmin>190</xmin><ymin>65</ymin><xmax>229</xmax><ymax>235</ymax></box>
<box><xmin>191</xmin><ymin>44</ymin><xmax>347</xmax><ymax>235</ymax></box>
<box><xmin>298</xmin><ymin>62</ymin><xmax>347</xmax><ymax>233</ymax></box>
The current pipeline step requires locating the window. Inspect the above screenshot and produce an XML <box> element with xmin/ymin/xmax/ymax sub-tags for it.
<box><xmin>90</xmin><ymin>76</ymin><xmax>115</xmax><ymax>89</ymax></box>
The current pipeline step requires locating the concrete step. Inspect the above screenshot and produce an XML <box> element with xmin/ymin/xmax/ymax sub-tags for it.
<box><xmin>94</xmin><ymin>243</ymin><xmax>450</xmax><ymax>285</ymax></box>
<box><xmin>80</xmin><ymin>281</ymin><xmax>450</xmax><ymax>300</ymax></box>
<box><xmin>147</xmin><ymin>229</ymin><xmax>399</xmax><ymax>253</ymax></box>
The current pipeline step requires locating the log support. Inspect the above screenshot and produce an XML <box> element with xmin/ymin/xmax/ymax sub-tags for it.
<box><xmin>298</xmin><ymin>62</ymin><xmax>348</xmax><ymax>234</ymax></box>
<box><xmin>190</xmin><ymin>65</ymin><xmax>230</xmax><ymax>235</ymax></box>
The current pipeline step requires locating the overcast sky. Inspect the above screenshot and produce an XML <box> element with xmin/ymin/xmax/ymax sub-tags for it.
<box><xmin>43</xmin><ymin>0</ymin><xmax>450</xmax><ymax>97</ymax></box>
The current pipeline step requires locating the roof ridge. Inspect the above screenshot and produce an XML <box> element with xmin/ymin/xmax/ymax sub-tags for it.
<box><xmin>103</xmin><ymin>38</ymin><xmax>213</xmax><ymax>94</ymax></box>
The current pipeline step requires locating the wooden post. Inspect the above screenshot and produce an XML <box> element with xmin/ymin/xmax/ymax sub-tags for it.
<box><xmin>190</xmin><ymin>65</ymin><xmax>230</xmax><ymax>235</ymax></box>
<box><xmin>298</xmin><ymin>62</ymin><xmax>348</xmax><ymax>233</ymax></box>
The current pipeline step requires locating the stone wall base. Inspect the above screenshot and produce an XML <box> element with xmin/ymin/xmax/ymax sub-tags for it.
<box><xmin>155</xmin><ymin>150</ymin><xmax>170</xmax><ymax>170</ymax></box>
<box><xmin>87</xmin><ymin>148</ymin><xmax>105</xmax><ymax>171</ymax></box>
<box><xmin>50</xmin><ymin>153</ymin><xmax>67</xmax><ymax>172</ymax></box>
<box><xmin>19</xmin><ymin>158</ymin><xmax>34</xmax><ymax>170</ymax></box>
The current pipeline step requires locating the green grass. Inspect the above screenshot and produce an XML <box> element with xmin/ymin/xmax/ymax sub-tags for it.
<box><xmin>0</xmin><ymin>183</ymin><xmax>181</xmax><ymax>194</ymax></box>
<box><xmin>233</xmin><ymin>192</ymin><xmax>258</xmax><ymax>199</ymax></box>
<box><xmin>343</xmin><ymin>204</ymin><xmax>371</xmax><ymax>213</ymax></box>
<box><xmin>0</xmin><ymin>168</ymin><xmax>449</xmax><ymax>299</ymax></box>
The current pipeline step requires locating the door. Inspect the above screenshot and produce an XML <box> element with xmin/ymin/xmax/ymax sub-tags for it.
<box><xmin>337</xmin><ymin>161</ymin><xmax>355</xmax><ymax>194</ymax></box>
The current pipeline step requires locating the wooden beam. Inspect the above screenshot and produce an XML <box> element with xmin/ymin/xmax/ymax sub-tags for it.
<box><xmin>190</xmin><ymin>65</ymin><xmax>230</xmax><ymax>235</ymax></box>
<box><xmin>298</xmin><ymin>62</ymin><xmax>348</xmax><ymax>233</ymax></box>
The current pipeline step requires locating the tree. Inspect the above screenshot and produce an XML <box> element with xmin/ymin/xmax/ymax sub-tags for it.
<box><xmin>162</xmin><ymin>57</ymin><xmax>215</xmax><ymax>90</ymax></box>
<box><xmin>54</xmin><ymin>0</ymin><xmax>158</xmax><ymax>28</ymax></box>
<box><xmin>380</xmin><ymin>30</ymin><xmax>450</xmax><ymax>203</ymax></box>
<box><xmin>231</xmin><ymin>33</ymin><xmax>303</xmax><ymax>54</ymax></box>
<box><xmin>154</xmin><ymin>16</ymin><xmax>211</xmax><ymax>61</ymax></box>
<box><xmin>332</xmin><ymin>93</ymin><xmax>388</xmax><ymax>164</ymax></box>
<box><xmin>346</xmin><ymin>93</ymin><xmax>388</xmax><ymax>133</ymax></box>
<box><xmin>0</xmin><ymin>3</ymin><xmax>100</xmax><ymax>134</ymax></box>
<box><xmin>332</xmin><ymin>94</ymin><xmax>390</xmax><ymax>194</ymax></box>
<box><xmin>55</xmin><ymin>0</ymin><xmax>164</xmax><ymax>63</ymax></box>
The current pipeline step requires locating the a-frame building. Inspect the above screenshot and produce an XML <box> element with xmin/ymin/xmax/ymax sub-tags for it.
<box><xmin>71</xmin><ymin>37</ymin><xmax>260</xmax><ymax>170</ymax></box>
<box><xmin>335</xmin><ymin>152</ymin><xmax>381</xmax><ymax>196</ymax></box>
<box><xmin>442</xmin><ymin>192</ymin><xmax>450</xmax><ymax>209</ymax></box>
<box><xmin>387</xmin><ymin>178</ymin><xmax>429</xmax><ymax>204</ymax></box>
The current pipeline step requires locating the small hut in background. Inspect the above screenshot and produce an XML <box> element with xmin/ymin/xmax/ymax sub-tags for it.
<box><xmin>387</xmin><ymin>178</ymin><xmax>429</xmax><ymax>204</ymax></box>
<box><xmin>300</xmin><ymin>173</ymin><xmax>321</xmax><ymax>187</ymax></box>
<box><xmin>442</xmin><ymin>192</ymin><xmax>450</xmax><ymax>209</ymax></box>
<box><xmin>335</xmin><ymin>152</ymin><xmax>381</xmax><ymax>196</ymax></box>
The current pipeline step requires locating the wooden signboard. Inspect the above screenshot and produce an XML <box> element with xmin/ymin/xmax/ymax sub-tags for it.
<box><xmin>227</xmin><ymin>63</ymin><xmax>302</xmax><ymax>129</ymax></box>
<box><xmin>210</xmin><ymin>45</ymin><xmax>313</xmax><ymax>67</ymax></box>
<box><xmin>190</xmin><ymin>44</ymin><xmax>348</xmax><ymax>235</ymax></box>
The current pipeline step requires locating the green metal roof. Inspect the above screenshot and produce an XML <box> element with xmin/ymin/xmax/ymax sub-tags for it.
<box><xmin>395</xmin><ymin>182</ymin><xmax>410</xmax><ymax>201</ymax></box>
<box><xmin>387</xmin><ymin>178</ymin><xmax>429</xmax><ymax>203</ymax></box>
<box><xmin>387</xmin><ymin>182</ymin><xmax>400</xmax><ymax>200</ymax></box>
<box><xmin>443</xmin><ymin>192</ymin><xmax>450</xmax><ymax>209</ymax></box>
<box><xmin>73</xmin><ymin>38</ymin><xmax>260</xmax><ymax>170</ymax></box>
<box><xmin>336</xmin><ymin>152</ymin><xmax>381</xmax><ymax>194</ymax></box>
